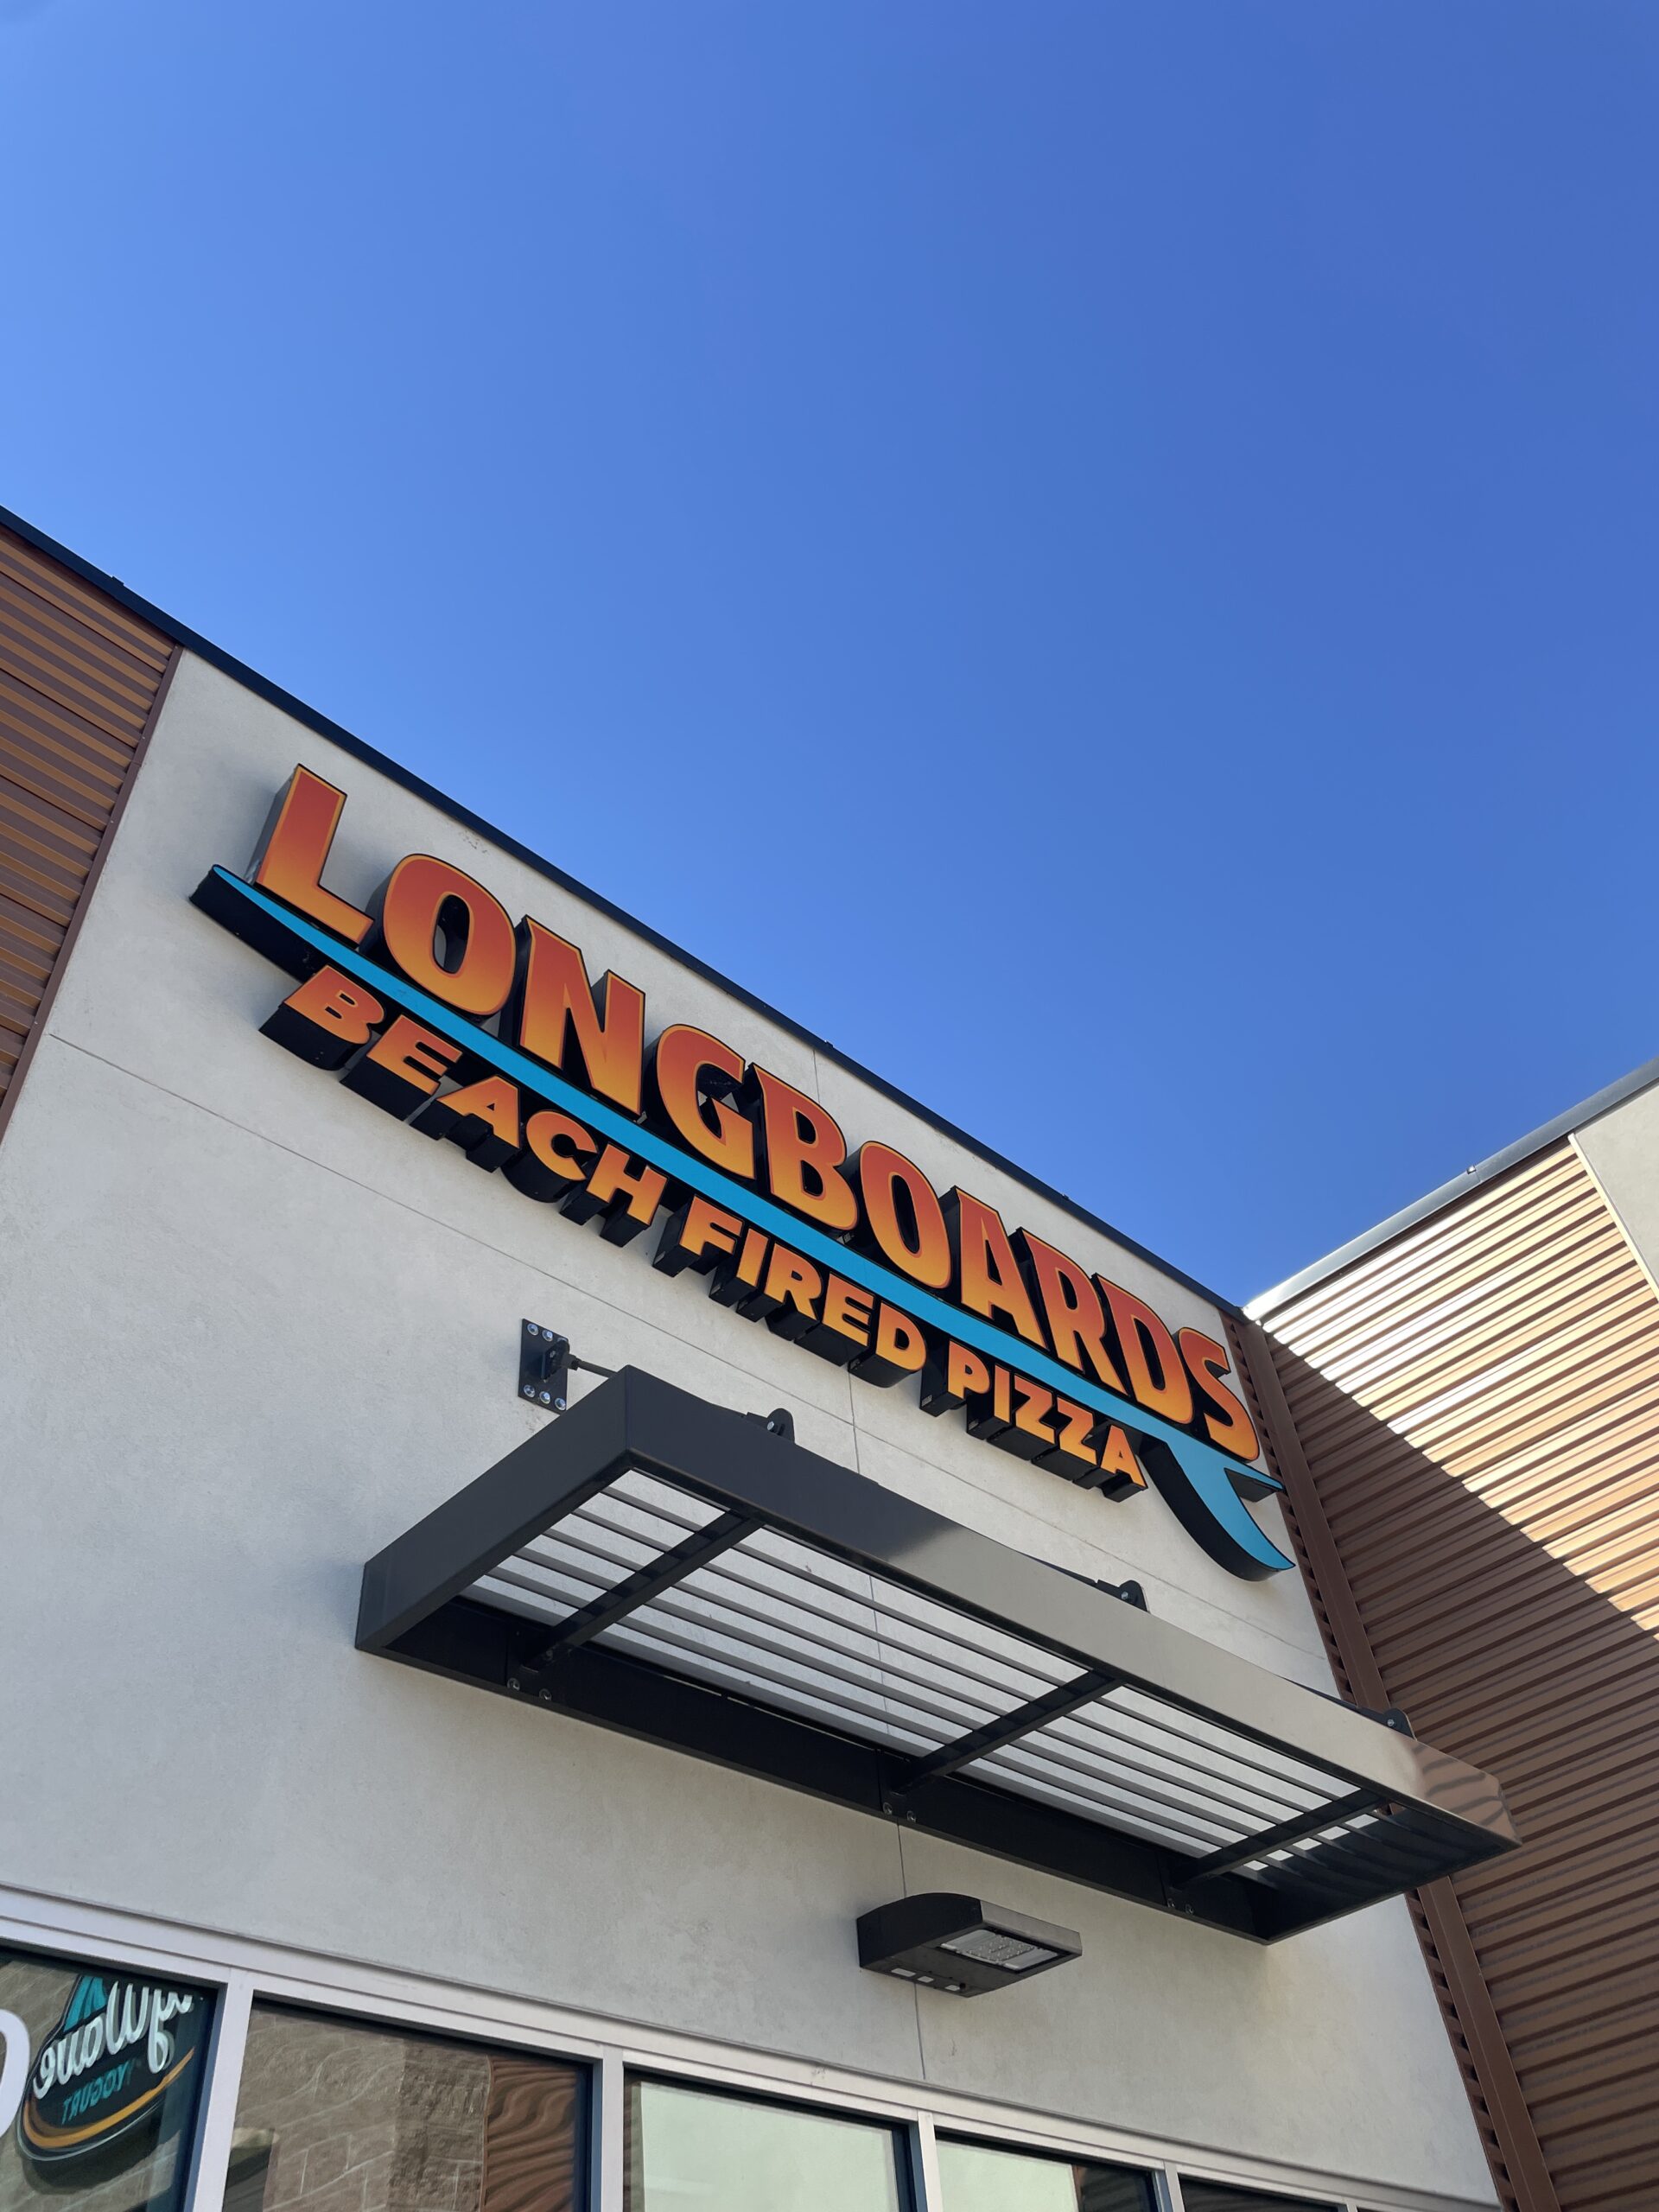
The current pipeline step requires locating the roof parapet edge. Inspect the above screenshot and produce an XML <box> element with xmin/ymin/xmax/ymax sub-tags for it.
<box><xmin>1248</xmin><ymin>1052</ymin><xmax>1659</xmax><ymax>1320</ymax></box>
<box><xmin>0</xmin><ymin>499</ymin><xmax>1236</xmax><ymax>1317</ymax></box>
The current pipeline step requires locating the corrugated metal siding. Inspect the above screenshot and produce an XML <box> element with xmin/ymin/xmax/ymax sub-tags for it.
<box><xmin>1230</xmin><ymin>1312</ymin><xmax>1548</xmax><ymax>2212</ymax></box>
<box><xmin>1252</xmin><ymin>1142</ymin><xmax>1659</xmax><ymax>2212</ymax></box>
<box><xmin>0</xmin><ymin>524</ymin><xmax>173</xmax><ymax>1135</ymax></box>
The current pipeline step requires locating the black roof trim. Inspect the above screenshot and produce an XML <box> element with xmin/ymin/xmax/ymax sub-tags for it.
<box><xmin>1</xmin><ymin>499</ymin><xmax>1234</xmax><ymax>1315</ymax></box>
<box><xmin>1249</xmin><ymin>1052</ymin><xmax>1659</xmax><ymax>1319</ymax></box>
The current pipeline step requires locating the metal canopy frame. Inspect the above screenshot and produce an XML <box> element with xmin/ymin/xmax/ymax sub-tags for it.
<box><xmin>357</xmin><ymin>1369</ymin><xmax>1517</xmax><ymax>1942</ymax></box>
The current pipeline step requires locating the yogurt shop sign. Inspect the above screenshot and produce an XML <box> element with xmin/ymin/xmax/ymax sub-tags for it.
<box><xmin>12</xmin><ymin>1973</ymin><xmax>207</xmax><ymax>2170</ymax></box>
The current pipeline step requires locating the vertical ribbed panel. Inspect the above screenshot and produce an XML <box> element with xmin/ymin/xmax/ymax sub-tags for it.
<box><xmin>1255</xmin><ymin>1141</ymin><xmax>1659</xmax><ymax>2212</ymax></box>
<box><xmin>0</xmin><ymin>524</ymin><xmax>173</xmax><ymax>1135</ymax></box>
<box><xmin>1224</xmin><ymin>1318</ymin><xmax>1524</xmax><ymax>2208</ymax></box>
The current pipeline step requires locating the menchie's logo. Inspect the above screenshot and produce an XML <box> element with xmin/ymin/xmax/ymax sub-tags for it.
<box><xmin>18</xmin><ymin>1974</ymin><xmax>205</xmax><ymax>2169</ymax></box>
<box><xmin>192</xmin><ymin>766</ymin><xmax>1293</xmax><ymax>1580</ymax></box>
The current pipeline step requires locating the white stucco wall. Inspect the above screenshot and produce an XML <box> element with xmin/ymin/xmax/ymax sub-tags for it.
<box><xmin>0</xmin><ymin>652</ymin><xmax>1495</xmax><ymax>2204</ymax></box>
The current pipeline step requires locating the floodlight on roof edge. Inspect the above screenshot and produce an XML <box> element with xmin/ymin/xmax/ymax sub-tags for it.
<box><xmin>356</xmin><ymin>1366</ymin><xmax>1519</xmax><ymax>1942</ymax></box>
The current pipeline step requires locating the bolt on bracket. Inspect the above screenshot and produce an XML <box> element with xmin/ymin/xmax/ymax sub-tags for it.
<box><xmin>518</xmin><ymin>1321</ymin><xmax>618</xmax><ymax>1413</ymax></box>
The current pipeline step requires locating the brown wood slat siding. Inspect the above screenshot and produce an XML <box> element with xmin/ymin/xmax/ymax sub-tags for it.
<box><xmin>1227</xmin><ymin>1313</ymin><xmax>1543</xmax><ymax>2212</ymax></box>
<box><xmin>0</xmin><ymin>524</ymin><xmax>175</xmax><ymax>1140</ymax></box>
<box><xmin>1248</xmin><ymin>1142</ymin><xmax>1659</xmax><ymax>2212</ymax></box>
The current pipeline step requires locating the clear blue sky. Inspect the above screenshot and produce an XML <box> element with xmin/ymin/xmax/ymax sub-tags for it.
<box><xmin>5</xmin><ymin>2</ymin><xmax>1657</xmax><ymax>1300</ymax></box>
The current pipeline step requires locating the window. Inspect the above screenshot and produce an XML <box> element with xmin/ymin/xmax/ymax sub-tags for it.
<box><xmin>624</xmin><ymin>2078</ymin><xmax>908</xmax><ymax>2212</ymax></box>
<box><xmin>224</xmin><ymin>2005</ymin><xmax>584</xmax><ymax>2212</ymax></box>
<box><xmin>0</xmin><ymin>1953</ymin><xmax>1364</xmax><ymax>2212</ymax></box>
<box><xmin>0</xmin><ymin>1946</ymin><xmax>212</xmax><ymax>2212</ymax></box>
<box><xmin>1179</xmin><ymin>2190</ymin><xmax>1338</xmax><ymax>2212</ymax></box>
<box><xmin>935</xmin><ymin>2137</ymin><xmax>1154</xmax><ymax>2212</ymax></box>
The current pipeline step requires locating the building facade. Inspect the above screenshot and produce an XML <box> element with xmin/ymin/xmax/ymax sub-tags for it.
<box><xmin>1247</xmin><ymin>1071</ymin><xmax>1659</xmax><ymax>2212</ymax></box>
<box><xmin>0</xmin><ymin>506</ymin><xmax>1632</xmax><ymax>2212</ymax></box>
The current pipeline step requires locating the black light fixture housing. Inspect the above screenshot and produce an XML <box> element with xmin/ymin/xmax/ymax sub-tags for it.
<box><xmin>857</xmin><ymin>1893</ymin><xmax>1081</xmax><ymax>1996</ymax></box>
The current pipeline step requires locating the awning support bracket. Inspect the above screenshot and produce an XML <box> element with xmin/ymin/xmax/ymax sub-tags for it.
<box><xmin>518</xmin><ymin>1319</ymin><xmax>618</xmax><ymax>1413</ymax></box>
<box><xmin>511</xmin><ymin>1509</ymin><xmax>761</xmax><ymax>1687</ymax></box>
<box><xmin>1176</xmin><ymin>1786</ymin><xmax>1382</xmax><ymax>1885</ymax></box>
<box><xmin>899</xmin><ymin>1669</ymin><xmax>1120</xmax><ymax>1790</ymax></box>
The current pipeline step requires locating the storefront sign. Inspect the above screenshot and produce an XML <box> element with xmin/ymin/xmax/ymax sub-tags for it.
<box><xmin>17</xmin><ymin>1973</ymin><xmax>207</xmax><ymax>2169</ymax></box>
<box><xmin>194</xmin><ymin>767</ymin><xmax>1292</xmax><ymax>1579</ymax></box>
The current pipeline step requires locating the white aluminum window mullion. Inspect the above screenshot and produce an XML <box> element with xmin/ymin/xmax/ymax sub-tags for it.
<box><xmin>592</xmin><ymin>2044</ymin><xmax>626</xmax><ymax>2212</ymax></box>
<box><xmin>184</xmin><ymin>1967</ymin><xmax>253</xmax><ymax>2212</ymax></box>
<box><xmin>908</xmin><ymin>2111</ymin><xmax>944</xmax><ymax>2212</ymax></box>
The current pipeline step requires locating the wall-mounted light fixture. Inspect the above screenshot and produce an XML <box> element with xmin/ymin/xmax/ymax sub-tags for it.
<box><xmin>856</xmin><ymin>1893</ymin><xmax>1080</xmax><ymax>1996</ymax></box>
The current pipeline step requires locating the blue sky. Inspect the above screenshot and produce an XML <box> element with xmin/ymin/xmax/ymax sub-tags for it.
<box><xmin>5</xmin><ymin>2</ymin><xmax>1657</xmax><ymax>1300</ymax></box>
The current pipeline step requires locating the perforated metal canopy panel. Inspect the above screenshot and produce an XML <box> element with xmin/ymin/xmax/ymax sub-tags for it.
<box><xmin>357</xmin><ymin>1370</ymin><xmax>1517</xmax><ymax>1941</ymax></box>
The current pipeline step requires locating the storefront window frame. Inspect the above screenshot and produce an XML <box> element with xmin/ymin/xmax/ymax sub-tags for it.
<box><xmin>0</xmin><ymin>1891</ymin><xmax>1446</xmax><ymax>2212</ymax></box>
<box><xmin>931</xmin><ymin>2124</ymin><xmax>1160</xmax><ymax>2212</ymax></box>
<box><xmin>622</xmin><ymin>2066</ymin><xmax>918</xmax><ymax>2212</ymax></box>
<box><xmin>1166</xmin><ymin>2180</ymin><xmax>1345</xmax><ymax>2212</ymax></box>
<box><xmin>0</xmin><ymin>1932</ymin><xmax>227</xmax><ymax>2212</ymax></box>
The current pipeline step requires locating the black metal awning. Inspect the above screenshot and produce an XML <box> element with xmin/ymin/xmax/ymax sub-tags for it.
<box><xmin>357</xmin><ymin>1369</ymin><xmax>1517</xmax><ymax>1941</ymax></box>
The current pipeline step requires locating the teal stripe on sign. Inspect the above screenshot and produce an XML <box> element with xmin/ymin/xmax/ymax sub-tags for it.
<box><xmin>202</xmin><ymin>866</ymin><xmax>1291</xmax><ymax>1576</ymax></box>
